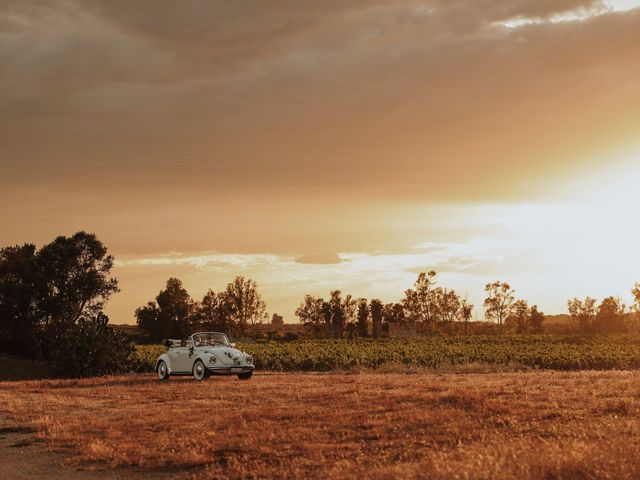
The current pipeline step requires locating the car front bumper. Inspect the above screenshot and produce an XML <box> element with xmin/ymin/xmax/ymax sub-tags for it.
<box><xmin>206</xmin><ymin>365</ymin><xmax>255</xmax><ymax>375</ymax></box>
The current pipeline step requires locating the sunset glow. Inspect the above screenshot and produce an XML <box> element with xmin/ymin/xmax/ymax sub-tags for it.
<box><xmin>2</xmin><ymin>0</ymin><xmax>640</xmax><ymax>322</ymax></box>
<box><xmin>499</xmin><ymin>0</ymin><xmax>640</xmax><ymax>26</ymax></box>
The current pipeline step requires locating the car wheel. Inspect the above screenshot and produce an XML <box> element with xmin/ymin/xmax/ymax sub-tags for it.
<box><xmin>157</xmin><ymin>361</ymin><xmax>170</xmax><ymax>381</ymax></box>
<box><xmin>192</xmin><ymin>360</ymin><xmax>209</xmax><ymax>381</ymax></box>
<box><xmin>237</xmin><ymin>371</ymin><xmax>253</xmax><ymax>380</ymax></box>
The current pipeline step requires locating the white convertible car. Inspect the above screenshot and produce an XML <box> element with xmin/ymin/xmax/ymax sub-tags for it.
<box><xmin>155</xmin><ymin>332</ymin><xmax>254</xmax><ymax>381</ymax></box>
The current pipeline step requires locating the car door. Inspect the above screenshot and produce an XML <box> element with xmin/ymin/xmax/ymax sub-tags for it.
<box><xmin>168</xmin><ymin>346</ymin><xmax>190</xmax><ymax>373</ymax></box>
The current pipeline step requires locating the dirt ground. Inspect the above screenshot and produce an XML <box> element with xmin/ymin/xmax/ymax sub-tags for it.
<box><xmin>0</xmin><ymin>422</ymin><xmax>173</xmax><ymax>480</ymax></box>
<box><xmin>1</xmin><ymin>371</ymin><xmax>640</xmax><ymax>479</ymax></box>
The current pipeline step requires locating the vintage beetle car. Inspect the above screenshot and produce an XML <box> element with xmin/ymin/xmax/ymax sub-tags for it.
<box><xmin>155</xmin><ymin>332</ymin><xmax>254</xmax><ymax>381</ymax></box>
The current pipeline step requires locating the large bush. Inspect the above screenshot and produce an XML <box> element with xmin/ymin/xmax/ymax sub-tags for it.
<box><xmin>51</xmin><ymin>315</ymin><xmax>134</xmax><ymax>377</ymax></box>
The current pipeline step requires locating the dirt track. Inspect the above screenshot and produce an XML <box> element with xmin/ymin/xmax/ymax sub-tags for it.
<box><xmin>0</xmin><ymin>422</ymin><xmax>168</xmax><ymax>480</ymax></box>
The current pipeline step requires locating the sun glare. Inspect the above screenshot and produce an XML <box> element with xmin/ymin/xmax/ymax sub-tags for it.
<box><xmin>527</xmin><ymin>146</ymin><xmax>640</xmax><ymax>305</ymax></box>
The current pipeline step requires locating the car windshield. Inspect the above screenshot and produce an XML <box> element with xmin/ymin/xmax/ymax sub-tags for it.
<box><xmin>192</xmin><ymin>332</ymin><xmax>230</xmax><ymax>347</ymax></box>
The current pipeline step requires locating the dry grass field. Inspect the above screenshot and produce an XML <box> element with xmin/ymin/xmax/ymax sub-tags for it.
<box><xmin>2</xmin><ymin>371</ymin><xmax>640</xmax><ymax>479</ymax></box>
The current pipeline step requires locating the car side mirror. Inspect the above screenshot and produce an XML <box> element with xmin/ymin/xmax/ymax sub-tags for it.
<box><xmin>189</xmin><ymin>346</ymin><xmax>194</xmax><ymax>355</ymax></box>
<box><xmin>164</xmin><ymin>339</ymin><xmax>171</xmax><ymax>348</ymax></box>
<box><xmin>230</xmin><ymin>342</ymin><xmax>236</xmax><ymax>348</ymax></box>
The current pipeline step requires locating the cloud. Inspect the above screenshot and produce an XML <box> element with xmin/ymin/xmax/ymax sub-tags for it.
<box><xmin>296</xmin><ymin>252</ymin><xmax>343</xmax><ymax>265</ymax></box>
<box><xmin>496</xmin><ymin>0</ymin><xmax>640</xmax><ymax>27</ymax></box>
<box><xmin>116</xmin><ymin>252</ymin><xmax>282</xmax><ymax>270</ymax></box>
<box><xmin>106</xmin><ymin>231</ymin><xmax>546</xmax><ymax>321</ymax></box>
<box><xmin>2</xmin><ymin>1</ymin><xmax>640</xmax><ymax>321</ymax></box>
<box><xmin>4</xmin><ymin>0</ymin><xmax>640</xmax><ymax>202</ymax></box>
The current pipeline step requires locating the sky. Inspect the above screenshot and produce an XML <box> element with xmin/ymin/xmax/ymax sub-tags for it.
<box><xmin>1</xmin><ymin>0</ymin><xmax>640</xmax><ymax>323</ymax></box>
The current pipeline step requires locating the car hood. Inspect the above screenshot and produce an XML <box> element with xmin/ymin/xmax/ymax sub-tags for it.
<box><xmin>199</xmin><ymin>346</ymin><xmax>246</xmax><ymax>364</ymax></box>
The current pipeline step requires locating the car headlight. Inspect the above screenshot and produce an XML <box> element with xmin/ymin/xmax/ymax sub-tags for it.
<box><xmin>246</xmin><ymin>355</ymin><xmax>253</xmax><ymax>364</ymax></box>
<box><xmin>209</xmin><ymin>356</ymin><xmax>217</xmax><ymax>364</ymax></box>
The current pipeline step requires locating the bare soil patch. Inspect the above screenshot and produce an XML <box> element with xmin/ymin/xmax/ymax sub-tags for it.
<box><xmin>0</xmin><ymin>421</ymin><xmax>173</xmax><ymax>479</ymax></box>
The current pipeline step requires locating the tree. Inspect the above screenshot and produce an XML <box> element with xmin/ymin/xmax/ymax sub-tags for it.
<box><xmin>402</xmin><ymin>271</ymin><xmax>439</xmax><ymax>331</ymax></box>
<box><xmin>193</xmin><ymin>290</ymin><xmax>219</xmax><ymax>331</ymax></box>
<box><xmin>0</xmin><ymin>244</ymin><xmax>44</xmax><ymax>358</ymax></box>
<box><xmin>328</xmin><ymin>290</ymin><xmax>356</xmax><ymax>339</ymax></box>
<box><xmin>135</xmin><ymin>301</ymin><xmax>161</xmax><ymax>340</ymax></box>
<box><xmin>157</xmin><ymin>278</ymin><xmax>193</xmax><ymax>337</ymax></box>
<box><xmin>595</xmin><ymin>297</ymin><xmax>626</xmax><ymax>333</ymax></box>
<box><xmin>271</xmin><ymin>313</ymin><xmax>284</xmax><ymax>328</ymax></box>
<box><xmin>252</xmin><ymin>311</ymin><xmax>269</xmax><ymax>338</ymax></box>
<box><xmin>329</xmin><ymin>291</ymin><xmax>344</xmax><ymax>339</ymax></box>
<box><xmin>632</xmin><ymin>283</ymin><xmax>640</xmax><ymax>315</ymax></box>
<box><xmin>460</xmin><ymin>299</ymin><xmax>473</xmax><ymax>335</ymax></box>
<box><xmin>382</xmin><ymin>302</ymin><xmax>404</xmax><ymax>337</ymax></box>
<box><xmin>224</xmin><ymin>276</ymin><xmax>267</xmax><ymax>337</ymax></box>
<box><xmin>135</xmin><ymin>278</ymin><xmax>193</xmax><ymax>341</ymax></box>
<box><xmin>0</xmin><ymin>232</ymin><xmax>129</xmax><ymax>376</ymax></box>
<box><xmin>483</xmin><ymin>281</ymin><xmax>515</xmax><ymax>330</ymax></box>
<box><xmin>567</xmin><ymin>297</ymin><xmax>597</xmax><ymax>333</ymax></box>
<box><xmin>402</xmin><ymin>288</ymin><xmax>421</xmax><ymax>326</ymax></box>
<box><xmin>370</xmin><ymin>299</ymin><xmax>384</xmax><ymax>339</ymax></box>
<box><xmin>508</xmin><ymin>300</ymin><xmax>530</xmax><ymax>334</ymax></box>
<box><xmin>383</xmin><ymin>302</ymin><xmax>404</xmax><ymax>324</ymax></box>
<box><xmin>37</xmin><ymin>232</ymin><xmax>119</xmax><ymax>340</ymax></box>
<box><xmin>0</xmin><ymin>232</ymin><xmax>119</xmax><ymax>360</ymax></box>
<box><xmin>192</xmin><ymin>290</ymin><xmax>235</xmax><ymax>334</ymax></box>
<box><xmin>295</xmin><ymin>295</ymin><xmax>326</xmax><ymax>338</ymax></box>
<box><xmin>632</xmin><ymin>283</ymin><xmax>640</xmax><ymax>330</ymax></box>
<box><xmin>633</xmin><ymin>283</ymin><xmax>640</xmax><ymax>308</ymax></box>
<box><xmin>356</xmin><ymin>299</ymin><xmax>370</xmax><ymax>338</ymax></box>
<box><xmin>322</xmin><ymin>300</ymin><xmax>332</xmax><ymax>339</ymax></box>
<box><xmin>529</xmin><ymin>305</ymin><xmax>545</xmax><ymax>334</ymax></box>
<box><xmin>436</xmin><ymin>289</ymin><xmax>462</xmax><ymax>324</ymax></box>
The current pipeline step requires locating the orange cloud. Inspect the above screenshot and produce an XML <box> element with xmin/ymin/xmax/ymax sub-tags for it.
<box><xmin>2</xmin><ymin>1</ymin><xmax>640</xmax><ymax>321</ymax></box>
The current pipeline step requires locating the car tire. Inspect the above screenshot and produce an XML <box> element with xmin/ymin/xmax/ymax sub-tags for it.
<box><xmin>157</xmin><ymin>361</ymin><xmax>170</xmax><ymax>381</ymax></box>
<box><xmin>237</xmin><ymin>371</ymin><xmax>253</xmax><ymax>380</ymax></box>
<box><xmin>192</xmin><ymin>360</ymin><xmax>209</xmax><ymax>381</ymax></box>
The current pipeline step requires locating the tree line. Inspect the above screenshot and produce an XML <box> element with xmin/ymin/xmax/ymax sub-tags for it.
<box><xmin>567</xmin><ymin>289</ymin><xmax>640</xmax><ymax>334</ymax></box>
<box><xmin>296</xmin><ymin>272</ymin><xmax>640</xmax><ymax>338</ymax></box>
<box><xmin>296</xmin><ymin>271</ymin><xmax>480</xmax><ymax>338</ymax></box>
<box><xmin>134</xmin><ymin>276</ymin><xmax>267</xmax><ymax>342</ymax></box>
<box><xmin>3</xmin><ymin>231</ymin><xmax>640</xmax><ymax>377</ymax></box>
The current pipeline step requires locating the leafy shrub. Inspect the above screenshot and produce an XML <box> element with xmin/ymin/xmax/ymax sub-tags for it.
<box><xmin>51</xmin><ymin>315</ymin><xmax>134</xmax><ymax>377</ymax></box>
<box><xmin>239</xmin><ymin>335</ymin><xmax>640</xmax><ymax>372</ymax></box>
<box><xmin>129</xmin><ymin>344</ymin><xmax>167</xmax><ymax>372</ymax></box>
<box><xmin>123</xmin><ymin>335</ymin><xmax>640</xmax><ymax>375</ymax></box>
